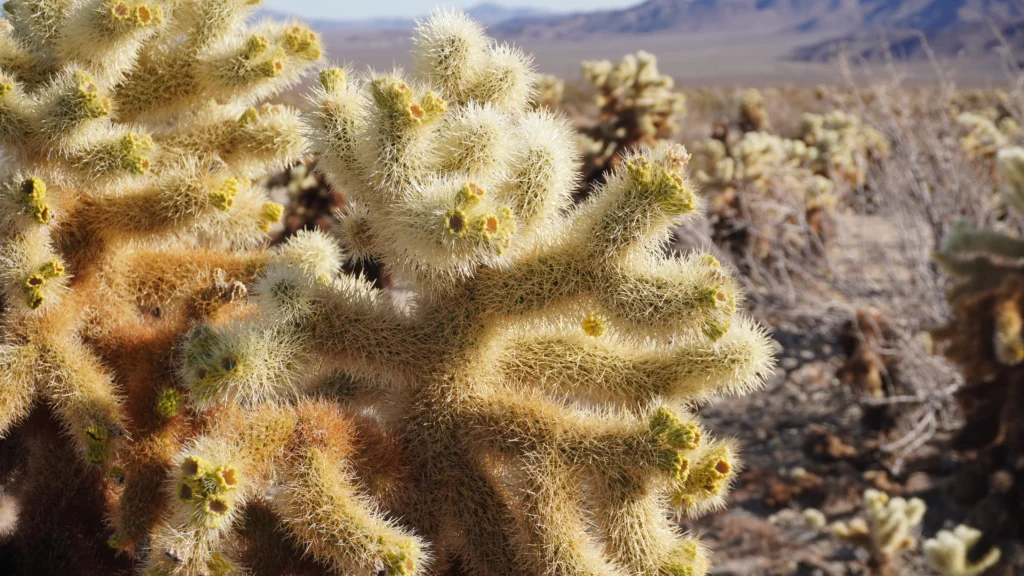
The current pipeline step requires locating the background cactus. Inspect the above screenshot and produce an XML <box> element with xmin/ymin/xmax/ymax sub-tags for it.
<box><xmin>688</xmin><ymin>90</ymin><xmax>890</xmax><ymax>283</ymax></box>
<box><xmin>830</xmin><ymin>489</ymin><xmax>926</xmax><ymax>576</ymax></box>
<box><xmin>693</xmin><ymin>126</ymin><xmax>837</xmax><ymax>280</ymax></box>
<box><xmin>933</xmin><ymin>145</ymin><xmax>1024</xmax><ymax>544</ymax></box>
<box><xmin>924</xmin><ymin>525</ymin><xmax>1001</xmax><ymax>576</ymax></box>
<box><xmin>531</xmin><ymin>72</ymin><xmax>564</xmax><ymax>111</ymax></box>
<box><xmin>578</xmin><ymin>50</ymin><xmax>687</xmax><ymax>189</ymax></box>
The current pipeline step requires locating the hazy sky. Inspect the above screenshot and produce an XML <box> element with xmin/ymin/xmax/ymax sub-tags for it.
<box><xmin>263</xmin><ymin>1</ymin><xmax>638</xmax><ymax>20</ymax></box>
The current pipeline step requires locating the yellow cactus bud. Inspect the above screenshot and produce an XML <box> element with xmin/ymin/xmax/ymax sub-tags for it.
<box><xmin>419</xmin><ymin>91</ymin><xmax>447</xmax><ymax>121</ymax></box>
<box><xmin>85</xmin><ymin>425</ymin><xmax>111</xmax><ymax>465</ymax></box>
<box><xmin>581</xmin><ymin>312</ymin><xmax>607</xmax><ymax>337</ymax></box>
<box><xmin>74</xmin><ymin>70</ymin><xmax>112</xmax><ymax>118</ymax></box>
<box><xmin>209</xmin><ymin>178</ymin><xmax>239</xmax><ymax>211</ymax></box>
<box><xmin>21</xmin><ymin>177</ymin><xmax>50</xmax><ymax>223</ymax></box>
<box><xmin>155</xmin><ymin>387</ymin><xmax>182</xmax><ymax>419</ymax></box>
<box><xmin>259</xmin><ymin>202</ymin><xmax>284</xmax><ymax>231</ymax></box>
<box><xmin>243</xmin><ymin>34</ymin><xmax>270</xmax><ymax>59</ymax></box>
<box><xmin>444</xmin><ymin>209</ymin><xmax>468</xmax><ymax>237</ymax></box>
<box><xmin>319</xmin><ymin>67</ymin><xmax>346</xmax><ymax>92</ymax></box>
<box><xmin>457</xmin><ymin>181</ymin><xmax>485</xmax><ymax>208</ymax></box>
<box><xmin>283</xmin><ymin>25</ymin><xmax>321</xmax><ymax>60</ymax></box>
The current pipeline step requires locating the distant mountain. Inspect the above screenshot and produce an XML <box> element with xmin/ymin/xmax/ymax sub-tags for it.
<box><xmin>493</xmin><ymin>0</ymin><xmax>1024</xmax><ymax>61</ymax></box>
<box><xmin>466</xmin><ymin>3</ymin><xmax>551</xmax><ymax>26</ymax></box>
<box><xmin>791</xmin><ymin>1</ymin><xmax>1024</xmax><ymax>62</ymax></box>
<box><xmin>271</xmin><ymin>3</ymin><xmax>553</xmax><ymax>32</ymax></box>
<box><xmin>495</xmin><ymin>0</ymin><xmax>865</xmax><ymax>38</ymax></box>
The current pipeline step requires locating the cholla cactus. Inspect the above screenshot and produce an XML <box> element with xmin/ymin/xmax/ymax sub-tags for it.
<box><xmin>924</xmin><ymin>525</ymin><xmax>1001</xmax><ymax>576</ymax></box>
<box><xmin>934</xmin><ymin>146</ymin><xmax>1024</xmax><ymax>543</ymax></box>
<box><xmin>0</xmin><ymin>1</ymin><xmax>434</xmax><ymax>574</ymax></box>
<box><xmin>169</xmin><ymin>10</ymin><xmax>771</xmax><ymax>576</ymax></box>
<box><xmin>694</xmin><ymin>131</ymin><xmax>837</xmax><ymax>276</ymax></box>
<box><xmin>0</xmin><ymin>7</ymin><xmax>775</xmax><ymax>574</ymax></box>
<box><xmin>952</xmin><ymin>89</ymin><xmax>1020</xmax><ymax>162</ymax></box>
<box><xmin>531</xmin><ymin>72</ymin><xmax>563</xmax><ymax>111</ymax></box>
<box><xmin>957</xmin><ymin>112</ymin><xmax>1011</xmax><ymax>159</ymax></box>
<box><xmin>831</xmin><ymin>489</ymin><xmax>926</xmax><ymax>575</ymax></box>
<box><xmin>265</xmin><ymin>159</ymin><xmax>344</xmax><ymax>240</ymax></box>
<box><xmin>738</xmin><ymin>89</ymin><xmax>770</xmax><ymax>133</ymax></box>
<box><xmin>578</xmin><ymin>50</ymin><xmax>687</xmax><ymax>187</ymax></box>
<box><xmin>797</xmin><ymin>110</ymin><xmax>891</xmax><ymax>191</ymax></box>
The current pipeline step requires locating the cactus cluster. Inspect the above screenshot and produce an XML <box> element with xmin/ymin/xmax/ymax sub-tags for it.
<box><xmin>924</xmin><ymin>525</ymin><xmax>1001</xmax><ymax>576</ymax></box>
<box><xmin>530</xmin><ymin>72</ymin><xmax>564</xmax><ymax>111</ymax></box>
<box><xmin>737</xmin><ymin>89</ymin><xmax>770</xmax><ymax>133</ymax></box>
<box><xmin>0</xmin><ymin>7</ymin><xmax>776</xmax><ymax>576</ymax></box>
<box><xmin>796</xmin><ymin>110</ymin><xmax>891</xmax><ymax>192</ymax></box>
<box><xmin>934</xmin><ymin>146</ymin><xmax>1024</xmax><ymax>542</ymax></box>
<box><xmin>814</xmin><ymin>492</ymin><xmax>1001</xmax><ymax>576</ymax></box>
<box><xmin>578</xmin><ymin>50</ymin><xmax>687</xmax><ymax>187</ymax></box>
<box><xmin>951</xmin><ymin>90</ymin><xmax>1020</xmax><ymax>161</ymax></box>
<box><xmin>831</xmin><ymin>489</ymin><xmax>926</xmax><ymax>575</ymax></box>
<box><xmin>956</xmin><ymin>112</ymin><xmax>1020</xmax><ymax>160</ymax></box>
<box><xmin>693</xmin><ymin>92</ymin><xmax>890</xmax><ymax>277</ymax></box>
<box><xmin>264</xmin><ymin>159</ymin><xmax>342</xmax><ymax>240</ymax></box>
<box><xmin>694</xmin><ymin>125</ymin><xmax>837</xmax><ymax>275</ymax></box>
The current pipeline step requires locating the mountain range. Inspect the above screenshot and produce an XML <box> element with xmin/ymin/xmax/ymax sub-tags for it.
<box><xmin>279</xmin><ymin>3</ymin><xmax>551</xmax><ymax>31</ymax></box>
<box><xmin>489</xmin><ymin>0</ymin><xmax>1024</xmax><ymax>61</ymax></box>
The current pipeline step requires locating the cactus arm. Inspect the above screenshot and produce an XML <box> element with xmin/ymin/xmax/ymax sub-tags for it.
<box><xmin>0</xmin><ymin>72</ymin><xmax>34</xmax><ymax>147</ymax></box>
<box><xmin>154</xmin><ymin>103</ymin><xmax>304</xmax><ymax>178</ymax></box>
<box><xmin>516</xmin><ymin>453</ymin><xmax>619</xmax><ymax>576</ymax></box>
<box><xmin>74</xmin><ymin>169</ymin><xmax>249</xmax><ymax>239</ymax></box>
<box><xmin>359</xmin><ymin>75</ymin><xmax>445</xmax><ymax>203</ymax></box>
<box><xmin>0</xmin><ymin>20</ymin><xmax>41</xmax><ymax>84</ymax></box>
<box><xmin>63</xmin><ymin>128</ymin><xmax>154</xmax><ymax>183</ymax></box>
<box><xmin>303</xmin><ymin>275</ymin><xmax>435</xmax><ymax>383</ymax></box>
<box><xmin>670</xmin><ymin>440</ymin><xmax>738</xmax><ymax>518</ymax></box>
<box><xmin>596</xmin><ymin>474</ymin><xmax>709</xmax><ymax>576</ymax></box>
<box><xmin>410</xmin><ymin>10</ymin><xmax>487</xmax><ymax>107</ymax></box>
<box><xmin>368</xmin><ymin>178</ymin><xmax>515</xmax><ymax>285</ymax></box>
<box><xmin>0</xmin><ymin>344</ymin><xmax>40</xmax><ymax>436</ymax></box>
<box><xmin>272</xmin><ymin>447</ymin><xmax>427</xmax><ymax>576</ymax></box>
<box><xmin>32</xmin><ymin>68</ymin><xmax>111</xmax><ymax>152</ymax></box>
<box><xmin>39</xmin><ymin>338</ymin><xmax>125</xmax><ymax>466</ymax></box>
<box><xmin>491</xmin><ymin>319</ymin><xmax>773</xmax><ymax>405</ymax></box>
<box><xmin>305</xmin><ymin>68</ymin><xmax>370</xmax><ymax>200</ymax></box>
<box><xmin>56</xmin><ymin>0</ymin><xmax>164</xmax><ymax>85</ymax></box>
<box><xmin>574</xmin><ymin>145</ymin><xmax>698</xmax><ymax>263</ymax></box>
<box><xmin>495</xmin><ymin>112</ymin><xmax>578</xmax><ymax>240</ymax></box>
<box><xmin>594</xmin><ymin>255</ymin><xmax>739</xmax><ymax>339</ymax></box>
<box><xmin>940</xmin><ymin>219</ymin><xmax>1024</xmax><ymax>260</ymax></box>
<box><xmin>462</xmin><ymin>43</ymin><xmax>534</xmax><ymax>111</ymax></box>
<box><xmin>194</xmin><ymin>22</ymin><xmax>319</xmax><ymax>105</ymax></box>
<box><xmin>454</xmin><ymin>387</ymin><xmax>675</xmax><ymax>472</ymax></box>
<box><xmin>116</xmin><ymin>18</ymin><xmax>319</xmax><ymax>121</ymax></box>
<box><xmin>2</xmin><ymin>0</ymin><xmax>74</xmax><ymax>57</ymax></box>
<box><xmin>474</xmin><ymin>250</ymin><xmax>737</xmax><ymax>341</ymax></box>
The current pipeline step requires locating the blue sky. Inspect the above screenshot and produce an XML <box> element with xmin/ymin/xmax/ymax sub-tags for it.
<box><xmin>263</xmin><ymin>1</ymin><xmax>638</xmax><ymax>20</ymax></box>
